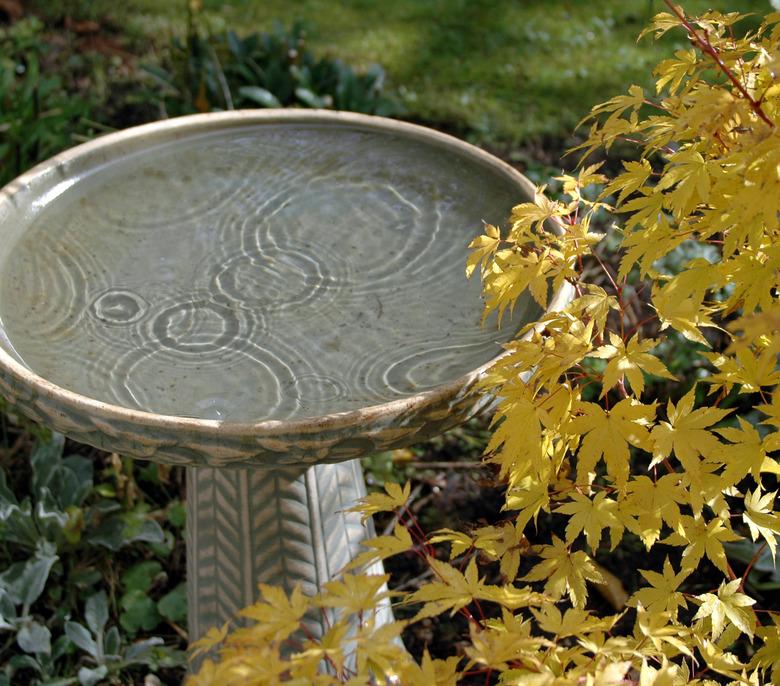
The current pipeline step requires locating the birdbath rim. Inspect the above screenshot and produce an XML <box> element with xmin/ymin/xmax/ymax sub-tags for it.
<box><xmin>0</xmin><ymin>109</ymin><xmax>570</xmax><ymax>467</ymax></box>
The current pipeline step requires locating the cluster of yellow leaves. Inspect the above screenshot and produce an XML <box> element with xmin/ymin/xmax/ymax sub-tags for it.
<box><xmin>188</xmin><ymin>6</ymin><xmax>780</xmax><ymax>685</ymax></box>
<box><xmin>460</xmin><ymin>6</ymin><xmax>780</xmax><ymax>683</ymax></box>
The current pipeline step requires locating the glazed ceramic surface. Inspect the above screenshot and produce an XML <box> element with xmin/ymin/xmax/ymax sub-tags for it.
<box><xmin>0</xmin><ymin>112</ymin><xmax>566</xmax><ymax>651</ymax></box>
<box><xmin>0</xmin><ymin>111</ymin><xmax>547</xmax><ymax>468</ymax></box>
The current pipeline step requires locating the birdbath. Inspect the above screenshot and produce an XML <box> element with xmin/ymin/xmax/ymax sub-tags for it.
<box><xmin>0</xmin><ymin>111</ymin><xmax>552</xmax><ymax>650</ymax></box>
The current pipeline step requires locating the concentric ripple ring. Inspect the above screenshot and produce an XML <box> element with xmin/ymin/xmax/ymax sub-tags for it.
<box><xmin>91</xmin><ymin>289</ymin><xmax>148</xmax><ymax>325</ymax></box>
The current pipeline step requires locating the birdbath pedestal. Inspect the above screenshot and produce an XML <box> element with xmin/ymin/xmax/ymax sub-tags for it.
<box><xmin>0</xmin><ymin>111</ymin><xmax>545</xmax><ymax>652</ymax></box>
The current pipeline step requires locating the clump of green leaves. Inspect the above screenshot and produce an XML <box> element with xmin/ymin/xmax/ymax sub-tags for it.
<box><xmin>0</xmin><ymin>432</ymin><xmax>185</xmax><ymax>685</ymax></box>
<box><xmin>188</xmin><ymin>5</ymin><xmax>780</xmax><ymax>685</ymax></box>
<box><xmin>0</xmin><ymin>18</ymin><xmax>93</xmax><ymax>187</ymax></box>
<box><xmin>144</xmin><ymin>8</ymin><xmax>399</xmax><ymax>118</ymax></box>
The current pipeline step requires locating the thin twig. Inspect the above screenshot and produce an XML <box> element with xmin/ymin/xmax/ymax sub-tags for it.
<box><xmin>663</xmin><ymin>0</ymin><xmax>774</xmax><ymax>128</ymax></box>
<box><xmin>406</xmin><ymin>460</ymin><xmax>486</xmax><ymax>470</ymax></box>
<box><xmin>739</xmin><ymin>541</ymin><xmax>767</xmax><ymax>593</ymax></box>
<box><xmin>380</xmin><ymin>482</ymin><xmax>424</xmax><ymax>536</ymax></box>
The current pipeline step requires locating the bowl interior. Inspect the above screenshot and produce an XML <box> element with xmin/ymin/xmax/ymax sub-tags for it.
<box><xmin>0</xmin><ymin>113</ymin><xmax>535</xmax><ymax>425</ymax></box>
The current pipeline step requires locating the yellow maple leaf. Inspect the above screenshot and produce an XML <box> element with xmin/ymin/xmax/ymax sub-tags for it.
<box><xmin>522</xmin><ymin>536</ymin><xmax>604</xmax><ymax>608</ymax></box>
<box><xmin>554</xmin><ymin>490</ymin><xmax>624</xmax><ymax>551</ymax></box>
<box><xmin>752</xmin><ymin>613</ymin><xmax>780</xmax><ymax>681</ymax></box>
<box><xmin>532</xmin><ymin>317</ymin><xmax>595</xmax><ymax>387</ymax></box>
<box><xmin>351</xmin><ymin>620</ymin><xmax>410</xmax><ymax>683</ymax></box>
<box><xmin>758</xmin><ymin>388</ymin><xmax>780</xmax><ymax>452</ymax></box>
<box><xmin>705</xmin><ymin>342</ymin><xmax>780</xmax><ymax>396</ymax></box>
<box><xmin>188</xmin><ymin>622</ymin><xmax>230</xmax><ymax>661</ymax></box>
<box><xmin>651</xmin><ymin>279</ymin><xmax>721</xmax><ymax>345</ymax></box>
<box><xmin>428</xmin><ymin>528</ymin><xmax>474</xmax><ymax>559</ymax></box>
<box><xmin>721</xmin><ymin>246</ymin><xmax>780</xmax><ymax>316</ymax></box>
<box><xmin>479</xmin><ymin>583</ymin><xmax>549</xmax><ymax>611</ymax></box>
<box><xmin>715</xmin><ymin>417</ymin><xmax>780</xmax><ymax>488</ymax></box>
<box><xmin>678</xmin><ymin>453</ymin><xmax>726</xmax><ymax>518</ymax></box>
<box><xmin>407</xmin><ymin>557</ymin><xmax>484</xmax><ymax>620</ymax></box>
<box><xmin>466</xmin><ymin>223</ymin><xmax>501</xmax><ymax>278</ymax></box>
<box><xmin>633</xmin><ymin>606</ymin><xmax>693</xmax><ymax>657</ymax></box>
<box><xmin>431</xmin><ymin>522</ymin><xmax>530</xmax><ymax>582</ymax></box>
<box><xmin>555</xmin><ymin>162</ymin><xmax>607</xmax><ymax>205</ymax></box>
<box><xmin>621</xmin><ymin>474</ymin><xmax>684</xmax><ymax>549</ymax></box>
<box><xmin>408</xmin><ymin>559</ymin><xmax>546</xmax><ymax>620</ymax></box>
<box><xmin>504</xmin><ymin>476</ymin><xmax>551</xmax><ymax>533</ymax></box>
<box><xmin>693</xmin><ymin>579</ymin><xmax>757</xmax><ymax>640</ymax></box>
<box><xmin>485</xmin><ymin>380</ymin><xmax>545</xmax><ymax>476</ymax></box>
<box><xmin>238</xmin><ymin>584</ymin><xmax>309</xmax><ymax>643</ymax></box>
<box><xmin>590</xmin><ymin>333</ymin><xmax>675</xmax><ymax>397</ymax></box>
<box><xmin>465</xmin><ymin>611</ymin><xmax>552</xmax><ymax>670</ymax></box>
<box><xmin>345</xmin><ymin>524</ymin><xmax>413</xmax><ymax>570</ymax></box>
<box><xmin>604</xmin><ymin>158</ymin><xmax>653</xmax><ymax>205</ymax></box>
<box><xmin>294</xmin><ymin>620</ymin><xmax>350</xmax><ymax>675</ymax></box>
<box><xmin>509</xmin><ymin>190</ymin><xmax>568</xmax><ymax>233</ymax></box>
<box><xmin>654</xmin><ymin>49</ymin><xmax>698</xmax><ymax>95</ymax></box>
<box><xmin>586</xmin><ymin>84</ymin><xmax>646</xmax><ymax>129</ymax></box>
<box><xmin>649</xmin><ymin>386</ymin><xmax>730</xmax><ymax>470</ymax></box>
<box><xmin>471</xmin><ymin>521</ymin><xmax>529</xmax><ymax>581</ymax></box>
<box><xmin>618</xmin><ymin>188</ymin><xmax>667</xmax><ymax>235</ymax></box>
<box><xmin>657</xmin><ymin>147</ymin><xmax>711</xmax><ymax>219</ymax></box>
<box><xmin>743</xmin><ymin>488</ymin><xmax>780</xmax><ymax>559</ymax></box>
<box><xmin>565</xmin><ymin>285</ymin><xmax>620</xmax><ymax>337</ymax></box>
<box><xmin>663</xmin><ymin>515</ymin><xmax>742</xmax><ymax>574</ymax></box>
<box><xmin>530</xmin><ymin>605</ymin><xmax>618</xmax><ymax>638</ymax></box>
<box><xmin>637</xmin><ymin>11</ymin><xmax>685</xmax><ymax>40</ymax></box>
<box><xmin>638</xmin><ymin>658</ymin><xmax>682</xmax><ymax>686</ymax></box>
<box><xmin>584</xmin><ymin>662</ymin><xmax>632</xmax><ymax>686</ymax></box>
<box><xmin>565</xmin><ymin>398</ymin><xmax>655</xmax><ymax>489</ymax></box>
<box><xmin>629</xmin><ymin>557</ymin><xmax>690</xmax><ymax>619</ymax></box>
<box><xmin>395</xmin><ymin>649</ymin><xmax>461</xmax><ymax>686</ymax></box>
<box><xmin>348</xmin><ymin>481</ymin><xmax>410</xmax><ymax>524</ymax></box>
<box><xmin>729</xmin><ymin>305</ymin><xmax>780</xmax><ymax>350</ymax></box>
<box><xmin>695</xmin><ymin>637</ymin><xmax>746</xmax><ymax>683</ymax></box>
<box><xmin>482</xmin><ymin>248</ymin><xmax>556</xmax><ymax>320</ymax></box>
<box><xmin>318</xmin><ymin>573</ymin><xmax>394</xmax><ymax>616</ymax></box>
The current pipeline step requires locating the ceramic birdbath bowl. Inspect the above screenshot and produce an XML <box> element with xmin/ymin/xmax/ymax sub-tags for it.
<box><xmin>0</xmin><ymin>110</ymin><xmax>552</xmax><ymax>652</ymax></box>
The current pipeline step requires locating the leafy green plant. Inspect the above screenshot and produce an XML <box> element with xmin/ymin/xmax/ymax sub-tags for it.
<box><xmin>143</xmin><ymin>10</ymin><xmax>399</xmax><ymax>117</ymax></box>
<box><xmin>62</xmin><ymin>590</ymin><xmax>180</xmax><ymax>686</ymax></box>
<box><xmin>0</xmin><ymin>432</ymin><xmax>184</xmax><ymax>684</ymax></box>
<box><xmin>23</xmin><ymin>0</ymin><xmax>120</xmax><ymax>26</ymax></box>
<box><xmin>119</xmin><ymin>560</ymin><xmax>186</xmax><ymax>637</ymax></box>
<box><xmin>0</xmin><ymin>18</ymin><xmax>93</xmax><ymax>187</ymax></box>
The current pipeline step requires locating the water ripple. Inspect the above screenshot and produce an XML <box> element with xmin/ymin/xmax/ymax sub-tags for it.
<box><xmin>0</xmin><ymin>124</ymin><xmax>528</xmax><ymax>421</ymax></box>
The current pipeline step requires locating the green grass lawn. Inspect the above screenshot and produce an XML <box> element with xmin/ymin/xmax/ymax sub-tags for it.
<box><xmin>127</xmin><ymin>0</ymin><xmax>762</xmax><ymax>147</ymax></box>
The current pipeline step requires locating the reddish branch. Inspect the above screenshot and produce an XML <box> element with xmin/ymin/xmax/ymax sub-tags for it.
<box><xmin>740</xmin><ymin>541</ymin><xmax>768</xmax><ymax>593</ymax></box>
<box><xmin>663</xmin><ymin>0</ymin><xmax>775</xmax><ymax>128</ymax></box>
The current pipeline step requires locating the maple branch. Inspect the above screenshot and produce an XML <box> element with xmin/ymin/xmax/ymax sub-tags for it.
<box><xmin>726</xmin><ymin>562</ymin><xmax>738</xmax><ymax>582</ymax></box>
<box><xmin>662</xmin><ymin>0</ymin><xmax>774</xmax><ymax>128</ymax></box>
<box><xmin>626</xmin><ymin>315</ymin><xmax>661</xmax><ymax>339</ymax></box>
<box><xmin>407</xmin><ymin>460</ymin><xmax>485</xmax><ymax>470</ymax></box>
<box><xmin>739</xmin><ymin>541</ymin><xmax>767</xmax><ymax>593</ymax></box>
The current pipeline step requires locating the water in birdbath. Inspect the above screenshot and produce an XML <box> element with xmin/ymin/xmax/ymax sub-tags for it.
<box><xmin>0</xmin><ymin>123</ymin><xmax>532</xmax><ymax>422</ymax></box>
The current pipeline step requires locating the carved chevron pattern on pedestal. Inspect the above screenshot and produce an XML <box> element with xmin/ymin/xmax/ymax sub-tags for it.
<box><xmin>186</xmin><ymin>460</ymin><xmax>386</xmax><ymax>642</ymax></box>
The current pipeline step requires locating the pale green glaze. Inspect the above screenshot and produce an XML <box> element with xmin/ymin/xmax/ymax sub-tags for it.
<box><xmin>0</xmin><ymin>121</ymin><xmax>529</xmax><ymax>423</ymax></box>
